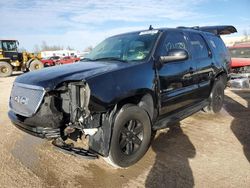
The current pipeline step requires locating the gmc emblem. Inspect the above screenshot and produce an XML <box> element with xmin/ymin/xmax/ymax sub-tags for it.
<box><xmin>14</xmin><ymin>96</ymin><xmax>29</xmax><ymax>105</ymax></box>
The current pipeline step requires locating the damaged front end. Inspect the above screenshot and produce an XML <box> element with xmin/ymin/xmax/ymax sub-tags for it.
<box><xmin>9</xmin><ymin>81</ymin><xmax>114</xmax><ymax>159</ymax></box>
<box><xmin>55</xmin><ymin>81</ymin><xmax>113</xmax><ymax>158</ymax></box>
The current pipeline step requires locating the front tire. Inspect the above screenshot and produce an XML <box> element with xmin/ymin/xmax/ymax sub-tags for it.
<box><xmin>0</xmin><ymin>62</ymin><xmax>13</xmax><ymax>77</ymax></box>
<box><xmin>203</xmin><ymin>77</ymin><xmax>225</xmax><ymax>114</ymax></box>
<box><xmin>106</xmin><ymin>105</ymin><xmax>152</xmax><ymax>168</ymax></box>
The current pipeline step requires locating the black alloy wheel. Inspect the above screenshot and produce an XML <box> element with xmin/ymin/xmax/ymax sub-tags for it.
<box><xmin>203</xmin><ymin>77</ymin><xmax>225</xmax><ymax>114</ymax></box>
<box><xmin>119</xmin><ymin>119</ymin><xmax>144</xmax><ymax>155</ymax></box>
<box><xmin>106</xmin><ymin>104</ymin><xmax>152</xmax><ymax>168</ymax></box>
<box><xmin>212</xmin><ymin>84</ymin><xmax>224</xmax><ymax>112</ymax></box>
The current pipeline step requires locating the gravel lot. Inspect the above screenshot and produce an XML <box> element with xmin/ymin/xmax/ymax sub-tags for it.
<box><xmin>0</xmin><ymin>73</ymin><xmax>250</xmax><ymax>188</ymax></box>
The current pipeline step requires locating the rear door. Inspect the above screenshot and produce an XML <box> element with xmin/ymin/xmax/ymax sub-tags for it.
<box><xmin>186</xmin><ymin>32</ymin><xmax>214</xmax><ymax>100</ymax></box>
<box><xmin>208</xmin><ymin>35</ymin><xmax>232</xmax><ymax>73</ymax></box>
<box><xmin>157</xmin><ymin>31</ymin><xmax>199</xmax><ymax>116</ymax></box>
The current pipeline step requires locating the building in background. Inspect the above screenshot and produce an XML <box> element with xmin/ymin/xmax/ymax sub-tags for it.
<box><xmin>222</xmin><ymin>35</ymin><xmax>250</xmax><ymax>47</ymax></box>
<box><xmin>41</xmin><ymin>50</ymin><xmax>80</xmax><ymax>59</ymax></box>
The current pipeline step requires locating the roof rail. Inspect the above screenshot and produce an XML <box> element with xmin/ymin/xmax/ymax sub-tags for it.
<box><xmin>177</xmin><ymin>25</ymin><xmax>237</xmax><ymax>35</ymax></box>
<box><xmin>177</xmin><ymin>26</ymin><xmax>199</xmax><ymax>30</ymax></box>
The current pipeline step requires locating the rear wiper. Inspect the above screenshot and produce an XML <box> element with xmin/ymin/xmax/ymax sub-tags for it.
<box><xmin>93</xmin><ymin>57</ymin><xmax>127</xmax><ymax>63</ymax></box>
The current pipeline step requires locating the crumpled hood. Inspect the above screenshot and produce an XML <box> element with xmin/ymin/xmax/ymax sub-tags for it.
<box><xmin>15</xmin><ymin>61</ymin><xmax>129</xmax><ymax>90</ymax></box>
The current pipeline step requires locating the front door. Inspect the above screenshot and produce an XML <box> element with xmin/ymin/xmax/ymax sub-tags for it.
<box><xmin>157</xmin><ymin>31</ymin><xmax>199</xmax><ymax>116</ymax></box>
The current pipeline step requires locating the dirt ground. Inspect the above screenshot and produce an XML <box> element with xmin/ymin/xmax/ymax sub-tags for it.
<box><xmin>0</xmin><ymin>73</ymin><xmax>250</xmax><ymax>188</ymax></box>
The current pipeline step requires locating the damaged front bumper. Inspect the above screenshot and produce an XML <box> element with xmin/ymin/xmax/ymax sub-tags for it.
<box><xmin>8</xmin><ymin>80</ymin><xmax>114</xmax><ymax>158</ymax></box>
<box><xmin>8</xmin><ymin>110</ymin><xmax>112</xmax><ymax>158</ymax></box>
<box><xmin>52</xmin><ymin>137</ymin><xmax>98</xmax><ymax>159</ymax></box>
<box><xmin>8</xmin><ymin>111</ymin><xmax>61</xmax><ymax>139</ymax></box>
<box><xmin>9</xmin><ymin>110</ymin><xmax>100</xmax><ymax>159</ymax></box>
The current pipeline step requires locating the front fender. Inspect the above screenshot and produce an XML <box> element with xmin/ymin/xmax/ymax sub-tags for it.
<box><xmin>87</xmin><ymin>62</ymin><xmax>156</xmax><ymax>112</ymax></box>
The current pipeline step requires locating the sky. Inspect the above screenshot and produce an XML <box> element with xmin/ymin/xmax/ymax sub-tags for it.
<box><xmin>0</xmin><ymin>0</ymin><xmax>249</xmax><ymax>51</ymax></box>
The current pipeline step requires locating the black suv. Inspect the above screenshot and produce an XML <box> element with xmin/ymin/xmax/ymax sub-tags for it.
<box><xmin>8</xmin><ymin>25</ymin><xmax>236</xmax><ymax>167</ymax></box>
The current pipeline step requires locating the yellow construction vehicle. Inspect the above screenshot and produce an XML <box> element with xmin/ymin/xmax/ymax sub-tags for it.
<box><xmin>0</xmin><ymin>39</ymin><xmax>44</xmax><ymax>77</ymax></box>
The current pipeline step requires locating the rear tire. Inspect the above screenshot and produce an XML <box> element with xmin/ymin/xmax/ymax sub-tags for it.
<box><xmin>0</xmin><ymin>62</ymin><xmax>13</xmax><ymax>77</ymax></box>
<box><xmin>29</xmin><ymin>60</ymin><xmax>44</xmax><ymax>71</ymax></box>
<box><xmin>105</xmin><ymin>105</ymin><xmax>152</xmax><ymax>168</ymax></box>
<box><xmin>203</xmin><ymin>77</ymin><xmax>225</xmax><ymax>114</ymax></box>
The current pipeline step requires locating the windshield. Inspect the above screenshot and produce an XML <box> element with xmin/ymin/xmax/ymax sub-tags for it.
<box><xmin>85</xmin><ymin>30</ymin><xmax>159</xmax><ymax>62</ymax></box>
<box><xmin>2</xmin><ymin>41</ymin><xmax>18</xmax><ymax>51</ymax></box>
<box><xmin>229</xmin><ymin>47</ymin><xmax>250</xmax><ymax>58</ymax></box>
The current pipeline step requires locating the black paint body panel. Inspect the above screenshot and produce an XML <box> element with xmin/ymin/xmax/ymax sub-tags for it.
<box><xmin>9</xmin><ymin>26</ymin><xmax>233</xmax><ymax>156</ymax></box>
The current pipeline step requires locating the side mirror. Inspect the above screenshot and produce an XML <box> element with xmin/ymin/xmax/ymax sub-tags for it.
<box><xmin>159</xmin><ymin>49</ymin><xmax>188</xmax><ymax>64</ymax></box>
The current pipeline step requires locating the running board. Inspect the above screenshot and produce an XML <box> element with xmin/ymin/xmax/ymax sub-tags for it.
<box><xmin>153</xmin><ymin>100</ymin><xmax>209</xmax><ymax>130</ymax></box>
<box><xmin>52</xmin><ymin>139</ymin><xmax>98</xmax><ymax>159</ymax></box>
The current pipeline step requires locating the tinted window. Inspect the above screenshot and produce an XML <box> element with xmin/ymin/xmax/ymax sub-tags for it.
<box><xmin>229</xmin><ymin>47</ymin><xmax>250</xmax><ymax>58</ymax></box>
<box><xmin>85</xmin><ymin>31</ymin><xmax>159</xmax><ymax>62</ymax></box>
<box><xmin>189</xmin><ymin>33</ymin><xmax>209</xmax><ymax>59</ymax></box>
<box><xmin>160</xmin><ymin>32</ymin><xmax>187</xmax><ymax>55</ymax></box>
<box><xmin>208</xmin><ymin>35</ymin><xmax>228</xmax><ymax>55</ymax></box>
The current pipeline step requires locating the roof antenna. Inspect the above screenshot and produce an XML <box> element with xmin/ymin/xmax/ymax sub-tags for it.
<box><xmin>149</xmin><ymin>25</ymin><xmax>153</xmax><ymax>30</ymax></box>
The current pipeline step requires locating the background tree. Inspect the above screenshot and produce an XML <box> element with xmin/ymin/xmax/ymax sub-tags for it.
<box><xmin>33</xmin><ymin>41</ymin><xmax>69</xmax><ymax>52</ymax></box>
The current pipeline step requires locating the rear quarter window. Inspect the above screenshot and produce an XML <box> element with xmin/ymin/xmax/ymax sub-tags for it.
<box><xmin>208</xmin><ymin>35</ymin><xmax>228</xmax><ymax>56</ymax></box>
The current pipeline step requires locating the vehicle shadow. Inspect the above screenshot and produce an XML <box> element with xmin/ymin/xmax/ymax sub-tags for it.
<box><xmin>145</xmin><ymin>122</ymin><xmax>196</xmax><ymax>188</ymax></box>
<box><xmin>224</xmin><ymin>90</ymin><xmax>250</xmax><ymax>162</ymax></box>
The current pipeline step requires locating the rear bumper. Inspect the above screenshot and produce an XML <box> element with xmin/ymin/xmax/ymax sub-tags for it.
<box><xmin>8</xmin><ymin>111</ymin><xmax>61</xmax><ymax>139</ymax></box>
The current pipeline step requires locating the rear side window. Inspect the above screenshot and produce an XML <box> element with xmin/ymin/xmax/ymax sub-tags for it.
<box><xmin>208</xmin><ymin>35</ymin><xmax>228</xmax><ymax>55</ymax></box>
<box><xmin>160</xmin><ymin>31</ymin><xmax>187</xmax><ymax>55</ymax></box>
<box><xmin>189</xmin><ymin>33</ymin><xmax>209</xmax><ymax>59</ymax></box>
<box><xmin>229</xmin><ymin>47</ymin><xmax>250</xmax><ymax>58</ymax></box>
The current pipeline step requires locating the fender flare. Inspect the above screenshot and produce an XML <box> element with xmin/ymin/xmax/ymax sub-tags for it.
<box><xmin>88</xmin><ymin>93</ymin><xmax>156</xmax><ymax>157</ymax></box>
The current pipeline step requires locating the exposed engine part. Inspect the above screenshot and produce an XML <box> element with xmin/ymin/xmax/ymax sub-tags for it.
<box><xmin>61</xmin><ymin>81</ymin><xmax>102</xmax><ymax>142</ymax></box>
<box><xmin>83</xmin><ymin>128</ymin><xmax>98</xmax><ymax>136</ymax></box>
<box><xmin>68</xmin><ymin>81</ymin><xmax>91</xmax><ymax>124</ymax></box>
<box><xmin>64</xmin><ymin>126</ymin><xmax>76</xmax><ymax>135</ymax></box>
<box><xmin>52</xmin><ymin>137</ymin><xmax>98</xmax><ymax>159</ymax></box>
<box><xmin>56</xmin><ymin>81</ymin><xmax>113</xmax><ymax>157</ymax></box>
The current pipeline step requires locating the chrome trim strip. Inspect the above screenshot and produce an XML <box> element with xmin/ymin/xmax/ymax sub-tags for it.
<box><xmin>13</xmin><ymin>82</ymin><xmax>45</xmax><ymax>91</ymax></box>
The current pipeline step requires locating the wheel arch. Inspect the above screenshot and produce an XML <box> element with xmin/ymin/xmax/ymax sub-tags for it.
<box><xmin>114</xmin><ymin>92</ymin><xmax>156</xmax><ymax>123</ymax></box>
<box><xmin>88</xmin><ymin>92</ymin><xmax>156</xmax><ymax>157</ymax></box>
<box><xmin>215</xmin><ymin>70</ymin><xmax>228</xmax><ymax>87</ymax></box>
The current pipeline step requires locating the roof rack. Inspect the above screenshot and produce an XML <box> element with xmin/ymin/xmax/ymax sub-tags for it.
<box><xmin>177</xmin><ymin>25</ymin><xmax>237</xmax><ymax>35</ymax></box>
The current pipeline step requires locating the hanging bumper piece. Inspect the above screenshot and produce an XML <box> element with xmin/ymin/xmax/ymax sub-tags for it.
<box><xmin>52</xmin><ymin>138</ymin><xmax>98</xmax><ymax>159</ymax></box>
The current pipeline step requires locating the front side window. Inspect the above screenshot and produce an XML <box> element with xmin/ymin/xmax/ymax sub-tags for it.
<box><xmin>189</xmin><ymin>33</ymin><xmax>209</xmax><ymax>59</ymax></box>
<box><xmin>160</xmin><ymin>31</ymin><xmax>187</xmax><ymax>56</ymax></box>
<box><xmin>85</xmin><ymin>31</ymin><xmax>159</xmax><ymax>62</ymax></box>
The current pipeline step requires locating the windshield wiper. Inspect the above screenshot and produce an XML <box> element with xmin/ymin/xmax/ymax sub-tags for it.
<box><xmin>93</xmin><ymin>57</ymin><xmax>127</xmax><ymax>63</ymax></box>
